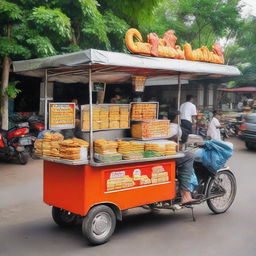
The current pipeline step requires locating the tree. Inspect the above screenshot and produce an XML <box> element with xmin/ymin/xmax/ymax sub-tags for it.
<box><xmin>0</xmin><ymin>0</ymin><xmax>72</xmax><ymax>129</ymax></box>
<box><xmin>145</xmin><ymin>0</ymin><xmax>241</xmax><ymax>49</ymax></box>
<box><xmin>225</xmin><ymin>16</ymin><xmax>256</xmax><ymax>85</ymax></box>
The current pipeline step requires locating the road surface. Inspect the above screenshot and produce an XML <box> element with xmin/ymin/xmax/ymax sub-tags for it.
<box><xmin>0</xmin><ymin>138</ymin><xmax>255</xmax><ymax>256</ymax></box>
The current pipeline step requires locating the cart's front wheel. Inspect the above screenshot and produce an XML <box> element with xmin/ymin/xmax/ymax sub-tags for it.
<box><xmin>82</xmin><ymin>205</ymin><xmax>116</xmax><ymax>245</ymax></box>
<box><xmin>52</xmin><ymin>207</ymin><xmax>76</xmax><ymax>227</ymax></box>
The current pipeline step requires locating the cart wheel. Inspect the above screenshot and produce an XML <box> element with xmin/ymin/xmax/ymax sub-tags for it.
<box><xmin>52</xmin><ymin>207</ymin><xmax>76</xmax><ymax>227</ymax></box>
<box><xmin>82</xmin><ymin>205</ymin><xmax>116</xmax><ymax>245</ymax></box>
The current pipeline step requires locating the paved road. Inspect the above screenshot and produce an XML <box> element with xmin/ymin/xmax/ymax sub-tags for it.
<box><xmin>0</xmin><ymin>138</ymin><xmax>255</xmax><ymax>256</ymax></box>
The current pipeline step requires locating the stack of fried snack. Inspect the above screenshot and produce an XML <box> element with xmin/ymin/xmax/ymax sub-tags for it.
<box><xmin>109</xmin><ymin>105</ymin><xmax>120</xmax><ymax>129</ymax></box>
<box><xmin>40</xmin><ymin>132</ymin><xmax>64</xmax><ymax>158</ymax></box>
<box><xmin>119</xmin><ymin>106</ymin><xmax>129</xmax><ymax>128</ymax></box>
<box><xmin>94</xmin><ymin>139</ymin><xmax>118</xmax><ymax>154</ymax></box>
<box><xmin>133</xmin><ymin>174</ymin><xmax>151</xmax><ymax>185</ymax></box>
<box><xmin>59</xmin><ymin>138</ymin><xmax>89</xmax><ymax>161</ymax></box>
<box><xmin>144</xmin><ymin>140</ymin><xmax>177</xmax><ymax>156</ymax></box>
<box><xmin>117</xmin><ymin>141</ymin><xmax>144</xmax><ymax>154</ymax></box>
<box><xmin>131</xmin><ymin>103</ymin><xmax>157</xmax><ymax>120</ymax></box>
<box><xmin>151</xmin><ymin>165</ymin><xmax>169</xmax><ymax>184</ymax></box>
<box><xmin>145</xmin><ymin>142</ymin><xmax>166</xmax><ymax>154</ymax></box>
<box><xmin>94</xmin><ymin>139</ymin><xmax>122</xmax><ymax>162</ymax></box>
<box><xmin>117</xmin><ymin>140</ymin><xmax>144</xmax><ymax>160</ymax></box>
<box><xmin>99</xmin><ymin>106</ymin><xmax>109</xmax><ymax>129</ymax></box>
<box><xmin>107</xmin><ymin>175</ymin><xmax>135</xmax><ymax>191</ymax></box>
<box><xmin>34</xmin><ymin>139</ymin><xmax>43</xmax><ymax>155</ymax></box>
<box><xmin>81</xmin><ymin>104</ymin><xmax>130</xmax><ymax>130</ymax></box>
<box><xmin>131</xmin><ymin>120</ymin><xmax>170</xmax><ymax>139</ymax></box>
<box><xmin>82</xmin><ymin>105</ymin><xmax>101</xmax><ymax>130</ymax></box>
<box><xmin>165</xmin><ymin>142</ymin><xmax>177</xmax><ymax>155</ymax></box>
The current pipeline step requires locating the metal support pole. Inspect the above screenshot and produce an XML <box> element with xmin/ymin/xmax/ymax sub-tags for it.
<box><xmin>177</xmin><ymin>74</ymin><xmax>182</xmax><ymax>149</ymax></box>
<box><xmin>44</xmin><ymin>69</ymin><xmax>48</xmax><ymax>129</ymax></box>
<box><xmin>88</xmin><ymin>67</ymin><xmax>94</xmax><ymax>162</ymax></box>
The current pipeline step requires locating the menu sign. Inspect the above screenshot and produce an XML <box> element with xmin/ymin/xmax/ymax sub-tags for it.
<box><xmin>49</xmin><ymin>103</ymin><xmax>75</xmax><ymax>130</ymax></box>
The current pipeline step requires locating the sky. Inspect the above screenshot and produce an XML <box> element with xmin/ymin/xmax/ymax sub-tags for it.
<box><xmin>241</xmin><ymin>0</ymin><xmax>256</xmax><ymax>17</ymax></box>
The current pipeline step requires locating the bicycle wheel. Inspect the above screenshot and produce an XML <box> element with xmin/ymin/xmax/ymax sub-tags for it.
<box><xmin>206</xmin><ymin>170</ymin><xmax>237</xmax><ymax>214</ymax></box>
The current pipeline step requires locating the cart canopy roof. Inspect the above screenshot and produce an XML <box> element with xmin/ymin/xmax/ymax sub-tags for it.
<box><xmin>12</xmin><ymin>49</ymin><xmax>241</xmax><ymax>84</ymax></box>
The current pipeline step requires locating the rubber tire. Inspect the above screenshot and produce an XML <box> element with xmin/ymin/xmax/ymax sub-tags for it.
<box><xmin>18</xmin><ymin>152</ymin><xmax>29</xmax><ymax>165</ymax></box>
<box><xmin>245</xmin><ymin>141</ymin><xmax>255</xmax><ymax>151</ymax></box>
<box><xmin>82</xmin><ymin>205</ymin><xmax>116</xmax><ymax>245</ymax></box>
<box><xmin>206</xmin><ymin>170</ymin><xmax>237</xmax><ymax>214</ymax></box>
<box><xmin>52</xmin><ymin>207</ymin><xmax>76</xmax><ymax>227</ymax></box>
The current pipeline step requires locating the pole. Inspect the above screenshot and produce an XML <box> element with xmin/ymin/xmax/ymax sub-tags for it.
<box><xmin>44</xmin><ymin>69</ymin><xmax>48</xmax><ymax>129</ymax></box>
<box><xmin>88</xmin><ymin>67</ymin><xmax>94</xmax><ymax>162</ymax></box>
<box><xmin>177</xmin><ymin>74</ymin><xmax>182</xmax><ymax>149</ymax></box>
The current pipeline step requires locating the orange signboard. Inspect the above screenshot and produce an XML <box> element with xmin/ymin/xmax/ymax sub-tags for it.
<box><xmin>49</xmin><ymin>103</ymin><xmax>75</xmax><ymax>130</ymax></box>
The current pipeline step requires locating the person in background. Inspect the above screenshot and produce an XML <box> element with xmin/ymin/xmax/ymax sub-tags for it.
<box><xmin>207</xmin><ymin>110</ymin><xmax>222</xmax><ymax>141</ymax></box>
<box><xmin>169</xmin><ymin>111</ymin><xmax>182</xmax><ymax>141</ymax></box>
<box><xmin>242</xmin><ymin>95</ymin><xmax>248</xmax><ymax>107</ymax></box>
<box><xmin>72</xmin><ymin>99</ymin><xmax>80</xmax><ymax>127</ymax></box>
<box><xmin>237</xmin><ymin>100</ymin><xmax>243</xmax><ymax>111</ymax></box>
<box><xmin>162</xmin><ymin>115</ymin><xmax>168</xmax><ymax>120</ymax></box>
<box><xmin>253</xmin><ymin>94</ymin><xmax>256</xmax><ymax>111</ymax></box>
<box><xmin>111</xmin><ymin>94</ymin><xmax>121</xmax><ymax>104</ymax></box>
<box><xmin>180</xmin><ymin>95</ymin><xmax>197</xmax><ymax>135</ymax></box>
<box><xmin>168</xmin><ymin>111</ymin><xmax>199</xmax><ymax>205</ymax></box>
<box><xmin>72</xmin><ymin>98</ymin><xmax>79</xmax><ymax>112</ymax></box>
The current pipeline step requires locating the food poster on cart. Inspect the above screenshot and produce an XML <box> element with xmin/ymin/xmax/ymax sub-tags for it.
<box><xmin>49</xmin><ymin>103</ymin><xmax>75</xmax><ymax>130</ymax></box>
<box><xmin>105</xmin><ymin>163</ymin><xmax>173</xmax><ymax>192</ymax></box>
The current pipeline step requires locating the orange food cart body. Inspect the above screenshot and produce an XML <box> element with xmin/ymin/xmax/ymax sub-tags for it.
<box><xmin>43</xmin><ymin>159</ymin><xmax>176</xmax><ymax>216</ymax></box>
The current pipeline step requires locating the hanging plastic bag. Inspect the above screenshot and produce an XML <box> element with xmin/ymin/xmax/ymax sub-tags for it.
<box><xmin>188</xmin><ymin>172</ymin><xmax>198</xmax><ymax>192</ymax></box>
<box><xmin>201</xmin><ymin>139</ymin><xmax>233</xmax><ymax>172</ymax></box>
<box><xmin>194</xmin><ymin>148</ymin><xmax>203</xmax><ymax>162</ymax></box>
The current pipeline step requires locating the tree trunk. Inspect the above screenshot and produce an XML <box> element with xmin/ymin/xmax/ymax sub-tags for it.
<box><xmin>1</xmin><ymin>57</ymin><xmax>11</xmax><ymax>129</ymax></box>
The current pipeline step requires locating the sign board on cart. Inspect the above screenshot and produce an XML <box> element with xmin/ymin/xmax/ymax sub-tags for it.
<box><xmin>49</xmin><ymin>103</ymin><xmax>75</xmax><ymax>130</ymax></box>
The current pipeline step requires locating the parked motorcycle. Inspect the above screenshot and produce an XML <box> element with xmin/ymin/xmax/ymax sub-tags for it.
<box><xmin>0</xmin><ymin>122</ymin><xmax>33</xmax><ymax>164</ymax></box>
<box><xmin>27</xmin><ymin>115</ymin><xmax>45</xmax><ymax>137</ymax></box>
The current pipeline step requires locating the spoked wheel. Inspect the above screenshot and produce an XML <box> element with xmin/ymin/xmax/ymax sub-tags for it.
<box><xmin>52</xmin><ymin>207</ymin><xmax>77</xmax><ymax>227</ymax></box>
<box><xmin>206</xmin><ymin>170</ymin><xmax>237</xmax><ymax>214</ymax></box>
<box><xmin>82</xmin><ymin>205</ymin><xmax>116</xmax><ymax>245</ymax></box>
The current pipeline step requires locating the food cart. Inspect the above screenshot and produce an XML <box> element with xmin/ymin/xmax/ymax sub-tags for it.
<box><xmin>12</xmin><ymin>49</ymin><xmax>241</xmax><ymax>245</ymax></box>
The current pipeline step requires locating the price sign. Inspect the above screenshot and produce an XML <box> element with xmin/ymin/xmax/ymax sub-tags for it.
<box><xmin>110</xmin><ymin>171</ymin><xmax>125</xmax><ymax>179</ymax></box>
<box><xmin>49</xmin><ymin>103</ymin><xmax>75</xmax><ymax>130</ymax></box>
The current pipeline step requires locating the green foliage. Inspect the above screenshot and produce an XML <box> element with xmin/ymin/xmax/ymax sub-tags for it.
<box><xmin>28</xmin><ymin>6</ymin><xmax>72</xmax><ymax>39</ymax></box>
<box><xmin>104</xmin><ymin>11</ymin><xmax>129</xmax><ymax>52</ymax></box>
<box><xmin>79</xmin><ymin>0</ymin><xmax>110</xmax><ymax>49</ymax></box>
<box><xmin>11</xmin><ymin>23</ymin><xmax>56</xmax><ymax>58</ymax></box>
<box><xmin>0</xmin><ymin>0</ymin><xmax>22</xmax><ymax>24</ymax></box>
<box><xmin>5</xmin><ymin>81</ymin><xmax>21</xmax><ymax>99</ymax></box>
<box><xmin>148</xmin><ymin>0</ymin><xmax>241</xmax><ymax>48</ymax></box>
<box><xmin>26</xmin><ymin>36</ymin><xmax>57</xmax><ymax>57</ymax></box>
<box><xmin>60</xmin><ymin>44</ymin><xmax>81</xmax><ymax>54</ymax></box>
<box><xmin>225</xmin><ymin>16</ymin><xmax>256</xmax><ymax>85</ymax></box>
<box><xmin>98</xmin><ymin>0</ymin><xmax>163</xmax><ymax>27</ymax></box>
<box><xmin>0</xmin><ymin>37</ymin><xmax>30</xmax><ymax>58</ymax></box>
